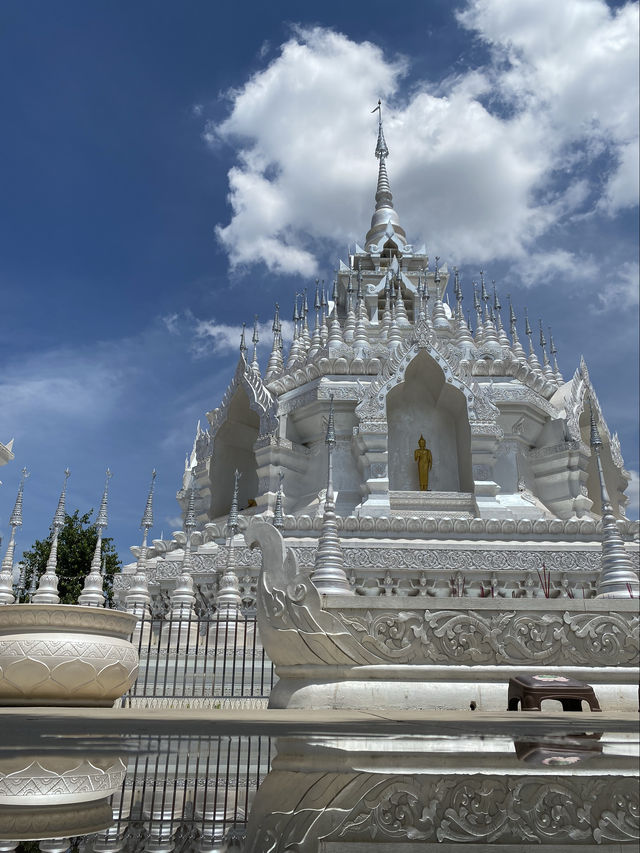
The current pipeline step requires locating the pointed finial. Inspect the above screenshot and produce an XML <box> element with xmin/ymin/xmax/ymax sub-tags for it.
<box><xmin>524</xmin><ymin>308</ymin><xmax>532</xmax><ymax>338</ymax></box>
<box><xmin>310</xmin><ymin>392</ymin><xmax>352</xmax><ymax>595</ymax></box>
<box><xmin>227</xmin><ymin>469</ymin><xmax>242</xmax><ymax>537</ymax></box>
<box><xmin>508</xmin><ymin>293</ymin><xmax>516</xmax><ymax>326</ymax></box>
<box><xmin>33</xmin><ymin>469</ymin><xmax>70</xmax><ymax>604</ymax></box>
<box><xmin>480</xmin><ymin>271</ymin><xmax>488</xmax><ymax>306</ymax></box>
<box><xmin>273</xmin><ymin>471</ymin><xmax>285</xmax><ymax>531</ymax></box>
<box><xmin>272</xmin><ymin>303</ymin><xmax>280</xmax><ymax>334</ymax></box>
<box><xmin>95</xmin><ymin>469</ymin><xmax>111</xmax><ymax>530</ymax></box>
<box><xmin>372</xmin><ymin>99</ymin><xmax>389</xmax><ymax>159</ymax></box>
<box><xmin>239</xmin><ymin>322</ymin><xmax>247</xmax><ymax>355</ymax></box>
<box><xmin>453</xmin><ymin>268</ymin><xmax>461</xmax><ymax>303</ymax></box>
<box><xmin>53</xmin><ymin>469</ymin><xmax>70</xmax><ymax>531</ymax></box>
<box><xmin>78</xmin><ymin>469</ymin><xmax>112</xmax><ymax>607</ymax></box>
<box><xmin>538</xmin><ymin>318</ymin><xmax>546</xmax><ymax>349</ymax></box>
<box><xmin>9</xmin><ymin>467</ymin><xmax>28</xmax><ymax>529</ymax></box>
<box><xmin>1</xmin><ymin>468</ymin><xmax>29</xmax><ymax>585</ymax></box>
<box><xmin>549</xmin><ymin>327</ymin><xmax>563</xmax><ymax>381</ymax></box>
<box><xmin>325</xmin><ymin>393</ymin><xmax>336</xmax><ymax>447</ymax></box>
<box><xmin>589</xmin><ymin>399</ymin><xmax>602</xmax><ymax>450</ymax></box>
<box><xmin>251</xmin><ymin>315</ymin><xmax>260</xmax><ymax>371</ymax></box>
<box><xmin>141</xmin><ymin>469</ymin><xmax>156</xmax><ymax>530</ymax></box>
<box><xmin>184</xmin><ymin>478</ymin><xmax>197</xmax><ymax>533</ymax></box>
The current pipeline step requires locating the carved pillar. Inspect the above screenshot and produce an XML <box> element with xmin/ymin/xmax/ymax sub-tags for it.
<box><xmin>353</xmin><ymin>419</ymin><xmax>390</xmax><ymax>515</ymax></box>
<box><xmin>470</xmin><ymin>422</ymin><xmax>504</xmax><ymax>517</ymax></box>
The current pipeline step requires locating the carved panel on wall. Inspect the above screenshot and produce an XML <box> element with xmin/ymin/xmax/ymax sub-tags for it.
<box><xmin>336</xmin><ymin>607</ymin><xmax>639</xmax><ymax>666</ymax></box>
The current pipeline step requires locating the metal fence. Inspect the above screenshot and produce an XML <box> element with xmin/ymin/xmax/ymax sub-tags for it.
<box><xmin>121</xmin><ymin>613</ymin><xmax>274</xmax><ymax>708</ymax></box>
<box><xmin>100</xmin><ymin>735</ymin><xmax>272</xmax><ymax>850</ymax></box>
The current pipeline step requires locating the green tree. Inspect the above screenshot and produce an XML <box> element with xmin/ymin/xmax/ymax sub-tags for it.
<box><xmin>19</xmin><ymin>510</ymin><xmax>121</xmax><ymax>605</ymax></box>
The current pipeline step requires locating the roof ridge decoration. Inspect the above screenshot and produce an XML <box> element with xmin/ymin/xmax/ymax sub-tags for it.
<box><xmin>564</xmin><ymin>358</ymin><xmax>625</xmax><ymax>470</ymax></box>
<box><xmin>208</xmin><ymin>350</ymin><xmax>278</xmax><ymax>440</ymax></box>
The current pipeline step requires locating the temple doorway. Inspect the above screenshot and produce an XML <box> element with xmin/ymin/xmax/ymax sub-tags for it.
<box><xmin>386</xmin><ymin>351</ymin><xmax>473</xmax><ymax>493</ymax></box>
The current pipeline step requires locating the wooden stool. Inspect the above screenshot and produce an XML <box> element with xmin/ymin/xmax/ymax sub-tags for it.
<box><xmin>507</xmin><ymin>674</ymin><xmax>601</xmax><ymax>711</ymax></box>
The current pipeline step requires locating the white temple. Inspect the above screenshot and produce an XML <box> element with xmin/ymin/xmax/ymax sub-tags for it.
<box><xmin>117</xmin><ymin>107</ymin><xmax>638</xmax><ymax>609</ymax></box>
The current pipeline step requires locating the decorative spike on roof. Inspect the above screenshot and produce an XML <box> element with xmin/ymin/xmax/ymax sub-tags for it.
<box><xmin>53</xmin><ymin>468</ymin><xmax>70</xmax><ymax>531</ymax></box>
<box><xmin>141</xmin><ymin>470</ymin><xmax>156</xmax><ymax>531</ymax></box>
<box><xmin>227</xmin><ymin>468</ymin><xmax>242</xmax><ymax>537</ymax></box>
<box><xmin>79</xmin><ymin>468</ymin><xmax>112</xmax><ymax>607</ymax></box>
<box><xmin>1</xmin><ymin>468</ymin><xmax>29</xmax><ymax>579</ymax></box>
<box><xmin>96</xmin><ymin>469</ymin><xmax>111</xmax><ymax>530</ymax></box>
<box><xmin>273</xmin><ymin>471</ymin><xmax>285</xmax><ymax>531</ymax></box>
<box><xmin>9</xmin><ymin>467</ymin><xmax>28</xmax><ymax>529</ymax></box>
<box><xmin>310</xmin><ymin>394</ymin><xmax>353</xmax><ymax>595</ymax></box>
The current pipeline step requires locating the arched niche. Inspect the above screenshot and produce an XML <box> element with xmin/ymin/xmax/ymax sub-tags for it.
<box><xmin>386</xmin><ymin>350</ymin><xmax>473</xmax><ymax>493</ymax></box>
<box><xmin>579</xmin><ymin>406</ymin><xmax>626</xmax><ymax>517</ymax></box>
<box><xmin>210</xmin><ymin>386</ymin><xmax>259</xmax><ymax>520</ymax></box>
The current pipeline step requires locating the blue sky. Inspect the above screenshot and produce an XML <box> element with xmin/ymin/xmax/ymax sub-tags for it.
<box><xmin>0</xmin><ymin>0</ymin><xmax>638</xmax><ymax>563</ymax></box>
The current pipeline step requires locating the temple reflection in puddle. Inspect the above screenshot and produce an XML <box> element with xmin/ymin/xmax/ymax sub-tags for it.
<box><xmin>0</xmin><ymin>729</ymin><xmax>637</xmax><ymax>852</ymax></box>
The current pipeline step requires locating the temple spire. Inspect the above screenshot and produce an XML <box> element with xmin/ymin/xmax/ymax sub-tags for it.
<box><xmin>251</xmin><ymin>315</ymin><xmax>260</xmax><ymax>374</ymax></box>
<box><xmin>472</xmin><ymin>282</ymin><xmax>483</xmax><ymax>346</ymax></box>
<box><xmin>1</xmin><ymin>467</ymin><xmax>27</xmax><ymax>574</ymax></box>
<box><xmin>124</xmin><ymin>470</ymin><xmax>156</xmax><ymax>624</ymax></box>
<box><xmin>227</xmin><ymin>469</ymin><xmax>241</xmax><ymax>538</ymax></box>
<box><xmin>0</xmin><ymin>467</ymin><xmax>28</xmax><ymax>604</ymax></box>
<box><xmin>181</xmin><ymin>475</ymin><xmax>197</xmax><ymax>573</ymax></box>
<box><xmin>138</xmin><ymin>469</ymin><xmax>156</xmax><ymax>572</ymax></box>
<box><xmin>33</xmin><ymin>469</ymin><xmax>70</xmax><ymax>604</ymax></box>
<box><xmin>508</xmin><ymin>295</ymin><xmax>526</xmax><ymax>361</ymax></box>
<box><xmin>539</xmin><ymin>319</ymin><xmax>555</xmax><ymax>380</ymax></box>
<box><xmin>79</xmin><ymin>469</ymin><xmax>112</xmax><ymax>607</ymax></box>
<box><xmin>266</xmin><ymin>303</ymin><xmax>284</xmax><ymax>380</ymax></box>
<box><xmin>309</xmin><ymin>282</ymin><xmax>322</xmax><ymax>358</ymax></box>
<box><xmin>524</xmin><ymin>308</ymin><xmax>542</xmax><ymax>371</ymax></box>
<box><xmin>216</xmin><ymin>469</ymin><xmax>244</xmax><ymax>620</ymax></box>
<box><xmin>589</xmin><ymin>402</ymin><xmax>638</xmax><ymax>598</ymax></box>
<box><xmin>364</xmin><ymin>101</ymin><xmax>407</xmax><ymax>252</ymax></box>
<box><xmin>493</xmin><ymin>283</ymin><xmax>510</xmax><ymax>349</ymax></box>
<box><xmin>327</xmin><ymin>279</ymin><xmax>343</xmax><ymax>350</ymax></box>
<box><xmin>549</xmin><ymin>328</ymin><xmax>563</xmax><ymax>383</ymax></box>
<box><xmin>272</xmin><ymin>471</ymin><xmax>285</xmax><ymax>531</ymax></box>
<box><xmin>311</xmin><ymin>395</ymin><xmax>352</xmax><ymax>595</ymax></box>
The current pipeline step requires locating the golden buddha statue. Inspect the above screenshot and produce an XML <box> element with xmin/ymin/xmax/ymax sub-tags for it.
<box><xmin>414</xmin><ymin>435</ymin><xmax>432</xmax><ymax>491</ymax></box>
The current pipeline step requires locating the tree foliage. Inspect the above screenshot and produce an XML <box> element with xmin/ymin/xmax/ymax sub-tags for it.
<box><xmin>19</xmin><ymin>510</ymin><xmax>121</xmax><ymax>605</ymax></box>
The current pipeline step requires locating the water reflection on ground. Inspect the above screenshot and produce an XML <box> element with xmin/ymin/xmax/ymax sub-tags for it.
<box><xmin>0</xmin><ymin>718</ymin><xmax>637</xmax><ymax>851</ymax></box>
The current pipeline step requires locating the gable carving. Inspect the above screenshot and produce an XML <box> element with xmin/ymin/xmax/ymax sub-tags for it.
<box><xmin>207</xmin><ymin>354</ymin><xmax>278</xmax><ymax>439</ymax></box>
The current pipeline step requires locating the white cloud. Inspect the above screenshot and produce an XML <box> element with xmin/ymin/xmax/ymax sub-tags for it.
<box><xmin>625</xmin><ymin>469</ymin><xmax>640</xmax><ymax>520</ymax></box>
<box><xmin>597</xmin><ymin>260</ymin><xmax>640</xmax><ymax>309</ymax></box>
<box><xmin>209</xmin><ymin>4</ymin><xmax>638</xmax><ymax>277</ymax></box>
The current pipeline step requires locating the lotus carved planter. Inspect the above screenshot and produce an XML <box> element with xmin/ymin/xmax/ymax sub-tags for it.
<box><xmin>0</xmin><ymin>753</ymin><xmax>126</xmax><ymax>838</ymax></box>
<box><xmin>0</xmin><ymin>605</ymin><xmax>139</xmax><ymax>706</ymax></box>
